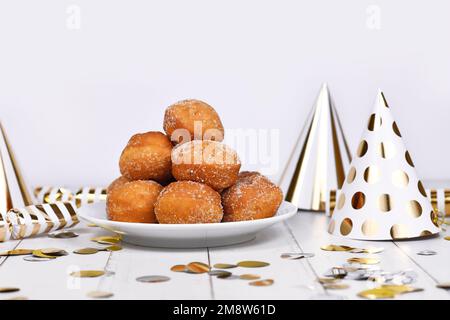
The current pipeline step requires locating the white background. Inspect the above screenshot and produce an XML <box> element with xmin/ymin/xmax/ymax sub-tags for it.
<box><xmin>1</xmin><ymin>0</ymin><xmax>449</xmax><ymax>187</ymax></box>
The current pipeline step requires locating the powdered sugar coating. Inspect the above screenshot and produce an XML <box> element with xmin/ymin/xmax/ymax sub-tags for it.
<box><xmin>155</xmin><ymin>181</ymin><xmax>223</xmax><ymax>224</ymax></box>
<box><xmin>171</xmin><ymin>140</ymin><xmax>241</xmax><ymax>191</ymax></box>
<box><xmin>107</xmin><ymin>180</ymin><xmax>163</xmax><ymax>223</ymax></box>
<box><xmin>119</xmin><ymin>131</ymin><xmax>173</xmax><ymax>183</ymax></box>
<box><xmin>221</xmin><ymin>172</ymin><xmax>283</xmax><ymax>222</ymax></box>
<box><xmin>163</xmin><ymin>99</ymin><xmax>224</xmax><ymax>144</ymax></box>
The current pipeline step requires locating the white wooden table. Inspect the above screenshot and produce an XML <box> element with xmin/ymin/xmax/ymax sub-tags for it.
<box><xmin>1</xmin><ymin>210</ymin><xmax>449</xmax><ymax>300</ymax></box>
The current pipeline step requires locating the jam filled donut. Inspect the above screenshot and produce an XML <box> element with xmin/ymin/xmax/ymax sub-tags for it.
<box><xmin>171</xmin><ymin>140</ymin><xmax>241</xmax><ymax>191</ymax></box>
<box><xmin>107</xmin><ymin>180</ymin><xmax>163</xmax><ymax>223</ymax></box>
<box><xmin>155</xmin><ymin>181</ymin><xmax>223</xmax><ymax>224</ymax></box>
<box><xmin>163</xmin><ymin>99</ymin><xmax>224</xmax><ymax>145</ymax></box>
<box><xmin>107</xmin><ymin>176</ymin><xmax>130</xmax><ymax>194</ymax></box>
<box><xmin>222</xmin><ymin>172</ymin><xmax>283</xmax><ymax>222</ymax></box>
<box><xmin>119</xmin><ymin>131</ymin><xmax>173</xmax><ymax>183</ymax></box>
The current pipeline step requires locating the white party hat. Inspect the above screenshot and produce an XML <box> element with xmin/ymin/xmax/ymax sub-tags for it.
<box><xmin>328</xmin><ymin>90</ymin><xmax>440</xmax><ymax>240</ymax></box>
<box><xmin>279</xmin><ymin>83</ymin><xmax>351</xmax><ymax>212</ymax></box>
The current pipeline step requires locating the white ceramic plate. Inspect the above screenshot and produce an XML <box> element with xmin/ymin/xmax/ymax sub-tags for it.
<box><xmin>78</xmin><ymin>201</ymin><xmax>298</xmax><ymax>248</ymax></box>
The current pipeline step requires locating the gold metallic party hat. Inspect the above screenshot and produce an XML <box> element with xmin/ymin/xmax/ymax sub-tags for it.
<box><xmin>0</xmin><ymin>121</ymin><xmax>34</xmax><ymax>215</ymax></box>
<box><xmin>328</xmin><ymin>90</ymin><xmax>439</xmax><ymax>240</ymax></box>
<box><xmin>279</xmin><ymin>83</ymin><xmax>351</xmax><ymax>212</ymax></box>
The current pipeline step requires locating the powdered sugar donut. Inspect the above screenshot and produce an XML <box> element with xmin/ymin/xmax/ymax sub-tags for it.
<box><xmin>221</xmin><ymin>172</ymin><xmax>283</xmax><ymax>222</ymax></box>
<box><xmin>119</xmin><ymin>131</ymin><xmax>173</xmax><ymax>183</ymax></box>
<box><xmin>163</xmin><ymin>99</ymin><xmax>224</xmax><ymax>145</ymax></box>
<box><xmin>107</xmin><ymin>180</ymin><xmax>163</xmax><ymax>223</ymax></box>
<box><xmin>107</xmin><ymin>176</ymin><xmax>130</xmax><ymax>194</ymax></box>
<box><xmin>155</xmin><ymin>181</ymin><xmax>223</xmax><ymax>224</ymax></box>
<box><xmin>171</xmin><ymin>140</ymin><xmax>241</xmax><ymax>191</ymax></box>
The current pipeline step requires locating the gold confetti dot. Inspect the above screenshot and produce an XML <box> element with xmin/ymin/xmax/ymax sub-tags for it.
<box><xmin>368</xmin><ymin>113</ymin><xmax>382</xmax><ymax>131</ymax></box>
<box><xmin>378</xmin><ymin>194</ymin><xmax>393</xmax><ymax>212</ymax></box>
<box><xmin>171</xmin><ymin>265</ymin><xmax>187</xmax><ymax>273</ymax></box>
<box><xmin>357</xmin><ymin>140</ymin><xmax>368</xmax><ymax>157</ymax></box>
<box><xmin>186</xmin><ymin>262</ymin><xmax>211</xmax><ymax>274</ymax></box>
<box><xmin>407</xmin><ymin>200</ymin><xmax>422</xmax><ymax>218</ymax></box>
<box><xmin>392</xmin><ymin>121</ymin><xmax>402</xmax><ymax>137</ymax></box>
<box><xmin>213</xmin><ymin>263</ymin><xmax>237</xmax><ymax>269</ymax></box>
<box><xmin>418</xmin><ymin>181</ymin><xmax>427</xmax><ymax>197</ymax></box>
<box><xmin>87</xmin><ymin>291</ymin><xmax>114</xmax><ymax>299</ymax></box>
<box><xmin>340</xmin><ymin>218</ymin><xmax>353</xmax><ymax>236</ymax></box>
<box><xmin>249</xmin><ymin>279</ymin><xmax>274</xmax><ymax>287</ymax></box>
<box><xmin>237</xmin><ymin>261</ymin><xmax>270</xmax><ymax>268</ymax></box>
<box><xmin>351</xmin><ymin>192</ymin><xmax>366</xmax><ymax>209</ymax></box>
<box><xmin>239</xmin><ymin>274</ymin><xmax>261</xmax><ymax>280</ymax></box>
<box><xmin>347</xmin><ymin>167</ymin><xmax>356</xmax><ymax>183</ymax></box>
<box><xmin>392</xmin><ymin>170</ymin><xmax>409</xmax><ymax>188</ymax></box>
<box><xmin>70</xmin><ymin>270</ymin><xmax>105</xmax><ymax>278</ymax></box>
<box><xmin>405</xmin><ymin>151</ymin><xmax>415</xmax><ymax>167</ymax></box>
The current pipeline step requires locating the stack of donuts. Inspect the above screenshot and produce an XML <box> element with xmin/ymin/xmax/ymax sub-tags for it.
<box><xmin>106</xmin><ymin>99</ymin><xmax>283</xmax><ymax>224</ymax></box>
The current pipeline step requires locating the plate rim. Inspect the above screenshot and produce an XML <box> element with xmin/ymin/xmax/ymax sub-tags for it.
<box><xmin>78</xmin><ymin>201</ymin><xmax>298</xmax><ymax>230</ymax></box>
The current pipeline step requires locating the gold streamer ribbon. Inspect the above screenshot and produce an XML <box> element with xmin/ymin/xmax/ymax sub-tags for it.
<box><xmin>33</xmin><ymin>186</ymin><xmax>107</xmax><ymax>208</ymax></box>
<box><xmin>0</xmin><ymin>202</ymin><xmax>79</xmax><ymax>242</ymax></box>
<box><xmin>0</xmin><ymin>186</ymin><xmax>106</xmax><ymax>242</ymax></box>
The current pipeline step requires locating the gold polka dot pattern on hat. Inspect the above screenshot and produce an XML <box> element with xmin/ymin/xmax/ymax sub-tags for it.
<box><xmin>405</xmin><ymin>151</ymin><xmax>414</xmax><ymax>167</ymax></box>
<box><xmin>347</xmin><ymin>167</ymin><xmax>356</xmax><ymax>184</ymax></box>
<box><xmin>417</xmin><ymin>181</ymin><xmax>427</xmax><ymax>197</ymax></box>
<box><xmin>351</xmin><ymin>192</ymin><xmax>366</xmax><ymax>209</ymax></box>
<box><xmin>368</xmin><ymin>114</ymin><xmax>382</xmax><ymax>131</ymax></box>
<box><xmin>378</xmin><ymin>194</ymin><xmax>393</xmax><ymax>212</ymax></box>
<box><xmin>390</xmin><ymin>224</ymin><xmax>408</xmax><ymax>239</ymax></box>
<box><xmin>337</xmin><ymin>193</ymin><xmax>346</xmax><ymax>210</ymax></box>
<box><xmin>420</xmin><ymin>230</ymin><xmax>432</xmax><ymax>237</ymax></box>
<box><xmin>392</xmin><ymin>121</ymin><xmax>402</xmax><ymax>137</ymax></box>
<box><xmin>340</xmin><ymin>218</ymin><xmax>353</xmax><ymax>236</ymax></box>
<box><xmin>357</xmin><ymin>140</ymin><xmax>368</xmax><ymax>157</ymax></box>
<box><xmin>362</xmin><ymin>219</ymin><xmax>379</xmax><ymax>236</ymax></box>
<box><xmin>392</xmin><ymin>170</ymin><xmax>409</xmax><ymax>188</ymax></box>
<box><xmin>363</xmin><ymin>166</ymin><xmax>380</xmax><ymax>184</ymax></box>
<box><xmin>407</xmin><ymin>200</ymin><xmax>422</xmax><ymax>218</ymax></box>
<box><xmin>378</xmin><ymin>141</ymin><xmax>396</xmax><ymax>159</ymax></box>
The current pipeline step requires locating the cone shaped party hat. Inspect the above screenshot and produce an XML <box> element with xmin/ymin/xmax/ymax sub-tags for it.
<box><xmin>0</xmin><ymin>121</ymin><xmax>34</xmax><ymax>215</ymax></box>
<box><xmin>279</xmin><ymin>83</ymin><xmax>351</xmax><ymax>212</ymax></box>
<box><xmin>328</xmin><ymin>90</ymin><xmax>440</xmax><ymax>240</ymax></box>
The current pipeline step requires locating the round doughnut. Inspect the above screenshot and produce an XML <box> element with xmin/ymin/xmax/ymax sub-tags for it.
<box><xmin>106</xmin><ymin>180</ymin><xmax>163</xmax><ymax>223</ymax></box>
<box><xmin>222</xmin><ymin>172</ymin><xmax>283</xmax><ymax>222</ymax></box>
<box><xmin>155</xmin><ymin>181</ymin><xmax>223</xmax><ymax>224</ymax></box>
<box><xmin>163</xmin><ymin>99</ymin><xmax>224</xmax><ymax>145</ymax></box>
<box><xmin>107</xmin><ymin>176</ymin><xmax>130</xmax><ymax>194</ymax></box>
<box><xmin>171</xmin><ymin>140</ymin><xmax>241</xmax><ymax>191</ymax></box>
<box><xmin>119</xmin><ymin>131</ymin><xmax>173</xmax><ymax>183</ymax></box>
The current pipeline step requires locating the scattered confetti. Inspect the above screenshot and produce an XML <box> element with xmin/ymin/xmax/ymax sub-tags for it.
<box><xmin>320</xmin><ymin>245</ymin><xmax>353</xmax><ymax>252</ymax></box>
<box><xmin>347</xmin><ymin>257</ymin><xmax>380</xmax><ymax>265</ymax></box>
<box><xmin>74</xmin><ymin>248</ymin><xmax>99</xmax><ymax>255</ymax></box>
<box><xmin>48</xmin><ymin>231</ymin><xmax>79</xmax><ymax>239</ymax></box>
<box><xmin>171</xmin><ymin>265</ymin><xmax>187</xmax><ymax>273</ymax></box>
<box><xmin>70</xmin><ymin>270</ymin><xmax>105</xmax><ymax>278</ymax></box>
<box><xmin>239</xmin><ymin>274</ymin><xmax>261</xmax><ymax>281</ymax></box>
<box><xmin>87</xmin><ymin>291</ymin><xmax>114</xmax><ymax>299</ymax></box>
<box><xmin>237</xmin><ymin>261</ymin><xmax>270</xmax><ymax>268</ymax></box>
<box><xmin>136</xmin><ymin>275</ymin><xmax>170</xmax><ymax>283</ymax></box>
<box><xmin>281</xmin><ymin>253</ymin><xmax>315</xmax><ymax>260</ymax></box>
<box><xmin>213</xmin><ymin>263</ymin><xmax>237</xmax><ymax>269</ymax></box>
<box><xmin>417</xmin><ymin>250</ymin><xmax>437</xmax><ymax>256</ymax></box>
<box><xmin>249</xmin><ymin>279</ymin><xmax>274</xmax><ymax>287</ymax></box>
<box><xmin>186</xmin><ymin>262</ymin><xmax>210</xmax><ymax>274</ymax></box>
<box><xmin>0</xmin><ymin>249</ymin><xmax>33</xmax><ymax>256</ymax></box>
